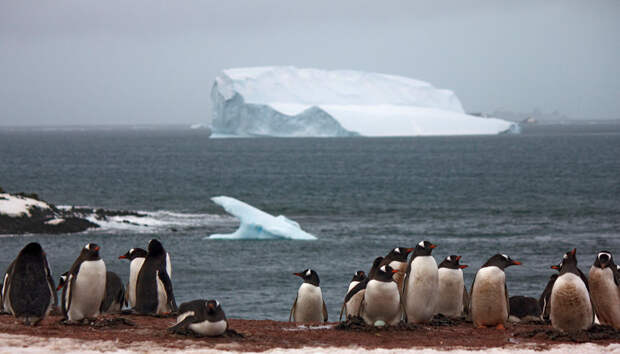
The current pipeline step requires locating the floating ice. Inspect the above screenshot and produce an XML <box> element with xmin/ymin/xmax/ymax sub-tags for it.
<box><xmin>211</xmin><ymin>66</ymin><xmax>519</xmax><ymax>137</ymax></box>
<box><xmin>207</xmin><ymin>196</ymin><xmax>317</xmax><ymax>240</ymax></box>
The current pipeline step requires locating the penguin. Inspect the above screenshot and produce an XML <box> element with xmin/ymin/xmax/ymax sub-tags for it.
<box><xmin>508</xmin><ymin>296</ymin><xmax>540</xmax><ymax>323</ymax></box>
<box><xmin>470</xmin><ymin>254</ymin><xmax>521</xmax><ymax>329</ymax></box>
<box><xmin>359</xmin><ymin>264</ymin><xmax>401</xmax><ymax>326</ymax></box>
<box><xmin>538</xmin><ymin>263</ymin><xmax>560</xmax><ymax>321</ymax></box>
<box><xmin>119</xmin><ymin>248</ymin><xmax>147</xmax><ymax>308</ymax></box>
<box><xmin>100</xmin><ymin>272</ymin><xmax>125</xmax><ymax>314</ymax></box>
<box><xmin>588</xmin><ymin>250</ymin><xmax>620</xmax><ymax>328</ymax></box>
<box><xmin>436</xmin><ymin>255</ymin><xmax>469</xmax><ymax>318</ymax></box>
<box><xmin>168</xmin><ymin>299</ymin><xmax>228</xmax><ymax>337</ymax></box>
<box><xmin>62</xmin><ymin>243</ymin><xmax>106</xmax><ymax>323</ymax></box>
<box><xmin>134</xmin><ymin>239</ymin><xmax>177</xmax><ymax>315</ymax></box>
<box><xmin>339</xmin><ymin>257</ymin><xmax>384</xmax><ymax>321</ymax></box>
<box><xmin>380</xmin><ymin>247</ymin><xmax>413</xmax><ymax>292</ymax></box>
<box><xmin>1</xmin><ymin>242</ymin><xmax>56</xmax><ymax>325</ymax></box>
<box><xmin>550</xmin><ymin>248</ymin><xmax>594</xmax><ymax>331</ymax></box>
<box><xmin>289</xmin><ymin>269</ymin><xmax>328</xmax><ymax>323</ymax></box>
<box><xmin>402</xmin><ymin>240</ymin><xmax>439</xmax><ymax>323</ymax></box>
<box><xmin>339</xmin><ymin>270</ymin><xmax>366</xmax><ymax>321</ymax></box>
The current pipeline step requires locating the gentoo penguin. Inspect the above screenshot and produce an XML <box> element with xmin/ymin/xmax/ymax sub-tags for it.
<box><xmin>1</xmin><ymin>243</ymin><xmax>56</xmax><ymax>325</ymax></box>
<box><xmin>135</xmin><ymin>239</ymin><xmax>177</xmax><ymax>315</ymax></box>
<box><xmin>538</xmin><ymin>264</ymin><xmax>560</xmax><ymax>321</ymax></box>
<box><xmin>588</xmin><ymin>250</ymin><xmax>620</xmax><ymax>328</ymax></box>
<box><xmin>339</xmin><ymin>257</ymin><xmax>384</xmax><ymax>321</ymax></box>
<box><xmin>119</xmin><ymin>248</ymin><xmax>147</xmax><ymax>308</ymax></box>
<box><xmin>339</xmin><ymin>270</ymin><xmax>366</xmax><ymax>321</ymax></box>
<box><xmin>359</xmin><ymin>264</ymin><xmax>401</xmax><ymax>326</ymax></box>
<box><xmin>508</xmin><ymin>296</ymin><xmax>540</xmax><ymax>323</ymax></box>
<box><xmin>100</xmin><ymin>272</ymin><xmax>125</xmax><ymax>314</ymax></box>
<box><xmin>168</xmin><ymin>299</ymin><xmax>228</xmax><ymax>337</ymax></box>
<box><xmin>403</xmin><ymin>240</ymin><xmax>438</xmax><ymax>323</ymax></box>
<box><xmin>550</xmin><ymin>248</ymin><xmax>593</xmax><ymax>331</ymax></box>
<box><xmin>62</xmin><ymin>243</ymin><xmax>106</xmax><ymax>323</ymax></box>
<box><xmin>380</xmin><ymin>247</ymin><xmax>413</xmax><ymax>292</ymax></box>
<box><xmin>289</xmin><ymin>269</ymin><xmax>328</xmax><ymax>323</ymax></box>
<box><xmin>470</xmin><ymin>254</ymin><xmax>521</xmax><ymax>329</ymax></box>
<box><xmin>436</xmin><ymin>255</ymin><xmax>469</xmax><ymax>318</ymax></box>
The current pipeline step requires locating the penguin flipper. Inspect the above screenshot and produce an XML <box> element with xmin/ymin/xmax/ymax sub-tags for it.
<box><xmin>339</xmin><ymin>301</ymin><xmax>345</xmax><ymax>322</ymax></box>
<box><xmin>468</xmin><ymin>272</ymin><xmax>477</xmax><ymax>319</ymax></box>
<box><xmin>344</xmin><ymin>280</ymin><xmax>367</xmax><ymax>304</ymax></box>
<box><xmin>168</xmin><ymin>315</ymin><xmax>196</xmax><ymax>334</ymax></box>
<box><xmin>462</xmin><ymin>285</ymin><xmax>469</xmax><ymax>316</ymax></box>
<box><xmin>1</xmin><ymin>261</ymin><xmax>14</xmax><ymax>313</ymax></box>
<box><xmin>611</xmin><ymin>264</ymin><xmax>620</xmax><ymax>287</ymax></box>
<box><xmin>289</xmin><ymin>296</ymin><xmax>298</xmax><ymax>322</ymax></box>
<box><xmin>43</xmin><ymin>257</ymin><xmax>57</xmax><ymax>308</ymax></box>
<box><xmin>64</xmin><ymin>274</ymin><xmax>76</xmax><ymax>317</ymax></box>
<box><xmin>157</xmin><ymin>269</ymin><xmax>177</xmax><ymax>313</ymax></box>
<box><xmin>322</xmin><ymin>300</ymin><xmax>328</xmax><ymax>322</ymax></box>
<box><xmin>504</xmin><ymin>282</ymin><xmax>510</xmax><ymax>321</ymax></box>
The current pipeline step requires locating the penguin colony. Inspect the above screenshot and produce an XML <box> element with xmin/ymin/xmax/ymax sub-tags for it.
<box><xmin>1</xmin><ymin>240</ymin><xmax>619</xmax><ymax>337</ymax></box>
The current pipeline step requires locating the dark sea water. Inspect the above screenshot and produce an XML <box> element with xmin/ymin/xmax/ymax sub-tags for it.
<box><xmin>1</xmin><ymin>124</ymin><xmax>619</xmax><ymax>321</ymax></box>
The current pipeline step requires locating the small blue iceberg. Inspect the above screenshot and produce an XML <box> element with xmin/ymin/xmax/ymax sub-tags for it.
<box><xmin>207</xmin><ymin>196</ymin><xmax>317</xmax><ymax>240</ymax></box>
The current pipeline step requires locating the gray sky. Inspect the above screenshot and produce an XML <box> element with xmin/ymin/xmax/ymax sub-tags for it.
<box><xmin>1</xmin><ymin>0</ymin><xmax>618</xmax><ymax>126</ymax></box>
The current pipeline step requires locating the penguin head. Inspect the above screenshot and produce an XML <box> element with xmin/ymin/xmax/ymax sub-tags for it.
<box><xmin>374</xmin><ymin>264</ymin><xmax>399</xmax><ymax>282</ymax></box>
<box><xmin>483</xmin><ymin>254</ymin><xmax>521</xmax><ymax>269</ymax></box>
<box><xmin>557</xmin><ymin>248</ymin><xmax>581</xmax><ymax>274</ymax></box>
<box><xmin>147</xmin><ymin>239</ymin><xmax>165</xmax><ymax>256</ymax></box>
<box><xmin>386</xmin><ymin>247</ymin><xmax>414</xmax><ymax>262</ymax></box>
<box><xmin>205</xmin><ymin>299</ymin><xmax>222</xmax><ymax>315</ymax></box>
<box><xmin>368</xmin><ymin>256</ymin><xmax>384</xmax><ymax>279</ymax></box>
<box><xmin>439</xmin><ymin>255</ymin><xmax>468</xmax><ymax>270</ymax></box>
<box><xmin>56</xmin><ymin>271</ymin><xmax>68</xmax><ymax>291</ymax></box>
<box><xmin>351</xmin><ymin>270</ymin><xmax>366</xmax><ymax>283</ymax></box>
<box><xmin>82</xmin><ymin>243</ymin><xmax>101</xmax><ymax>260</ymax></box>
<box><xmin>413</xmin><ymin>240</ymin><xmax>437</xmax><ymax>256</ymax></box>
<box><xmin>20</xmin><ymin>242</ymin><xmax>45</xmax><ymax>257</ymax></box>
<box><xmin>119</xmin><ymin>248</ymin><xmax>147</xmax><ymax>260</ymax></box>
<box><xmin>594</xmin><ymin>251</ymin><xmax>614</xmax><ymax>269</ymax></box>
<box><xmin>293</xmin><ymin>269</ymin><xmax>320</xmax><ymax>286</ymax></box>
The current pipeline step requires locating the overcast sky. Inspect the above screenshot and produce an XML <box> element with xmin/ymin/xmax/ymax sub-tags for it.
<box><xmin>1</xmin><ymin>0</ymin><xmax>618</xmax><ymax>126</ymax></box>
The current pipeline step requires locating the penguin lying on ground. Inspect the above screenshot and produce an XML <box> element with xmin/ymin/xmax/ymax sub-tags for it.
<box><xmin>403</xmin><ymin>241</ymin><xmax>438</xmax><ymax>324</ymax></box>
<box><xmin>339</xmin><ymin>270</ymin><xmax>366</xmax><ymax>321</ymax></box>
<box><xmin>359</xmin><ymin>264</ymin><xmax>401</xmax><ymax>326</ymax></box>
<box><xmin>119</xmin><ymin>248</ymin><xmax>147</xmax><ymax>309</ymax></box>
<box><xmin>135</xmin><ymin>239</ymin><xmax>177</xmax><ymax>316</ymax></box>
<box><xmin>508</xmin><ymin>296</ymin><xmax>540</xmax><ymax>323</ymax></box>
<box><xmin>62</xmin><ymin>243</ymin><xmax>106</xmax><ymax>323</ymax></box>
<box><xmin>289</xmin><ymin>269</ymin><xmax>327</xmax><ymax>323</ymax></box>
<box><xmin>339</xmin><ymin>256</ymin><xmax>384</xmax><ymax>321</ymax></box>
<box><xmin>1</xmin><ymin>243</ymin><xmax>56</xmax><ymax>325</ymax></box>
<box><xmin>168</xmin><ymin>299</ymin><xmax>228</xmax><ymax>337</ymax></box>
<box><xmin>436</xmin><ymin>255</ymin><xmax>469</xmax><ymax>318</ymax></box>
<box><xmin>470</xmin><ymin>254</ymin><xmax>521</xmax><ymax>329</ymax></box>
<box><xmin>380</xmin><ymin>247</ymin><xmax>413</xmax><ymax>293</ymax></box>
<box><xmin>588</xmin><ymin>250</ymin><xmax>620</xmax><ymax>328</ymax></box>
<box><xmin>550</xmin><ymin>248</ymin><xmax>593</xmax><ymax>331</ymax></box>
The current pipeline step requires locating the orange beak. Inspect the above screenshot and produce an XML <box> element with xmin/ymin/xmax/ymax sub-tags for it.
<box><xmin>405</xmin><ymin>248</ymin><xmax>414</xmax><ymax>254</ymax></box>
<box><xmin>429</xmin><ymin>244</ymin><xmax>437</xmax><ymax>249</ymax></box>
<box><xmin>56</xmin><ymin>284</ymin><xmax>63</xmax><ymax>291</ymax></box>
<box><xmin>456</xmin><ymin>256</ymin><xmax>462</xmax><ymax>261</ymax></box>
<box><xmin>293</xmin><ymin>273</ymin><xmax>303</xmax><ymax>277</ymax></box>
<box><xmin>391</xmin><ymin>269</ymin><xmax>399</xmax><ymax>274</ymax></box>
<box><xmin>459</xmin><ymin>265</ymin><xmax>468</xmax><ymax>269</ymax></box>
<box><xmin>512</xmin><ymin>260</ymin><xmax>522</xmax><ymax>265</ymax></box>
<box><xmin>118</xmin><ymin>255</ymin><xmax>127</xmax><ymax>259</ymax></box>
<box><xmin>94</xmin><ymin>246</ymin><xmax>100</xmax><ymax>251</ymax></box>
<box><xmin>551</xmin><ymin>265</ymin><xmax>560</xmax><ymax>270</ymax></box>
<box><xmin>570</xmin><ymin>248</ymin><xmax>576</xmax><ymax>256</ymax></box>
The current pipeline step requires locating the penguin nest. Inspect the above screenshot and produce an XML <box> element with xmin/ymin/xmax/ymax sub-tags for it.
<box><xmin>514</xmin><ymin>324</ymin><xmax>620</xmax><ymax>343</ymax></box>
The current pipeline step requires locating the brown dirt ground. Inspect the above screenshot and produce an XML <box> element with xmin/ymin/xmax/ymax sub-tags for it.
<box><xmin>0</xmin><ymin>313</ymin><xmax>619</xmax><ymax>352</ymax></box>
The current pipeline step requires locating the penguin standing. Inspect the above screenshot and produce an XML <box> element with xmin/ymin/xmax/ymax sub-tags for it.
<box><xmin>436</xmin><ymin>255</ymin><xmax>469</xmax><ymax>318</ymax></box>
<box><xmin>538</xmin><ymin>263</ymin><xmax>560</xmax><ymax>321</ymax></box>
<box><xmin>339</xmin><ymin>257</ymin><xmax>384</xmax><ymax>321</ymax></box>
<box><xmin>119</xmin><ymin>248</ymin><xmax>147</xmax><ymax>308</ymax></box>
<box><xmin>359</xmin><ymin>264</ymin><xmax>401</xmax><ymax>326</ymax></box>
<box><xmin>339</xmin><ymin>270</ymin><xmax>366</xmax><ymax>321</ymax></box>
<box><xmin>380</xmin><ymin>247</ymin><xmax>413</xmax><ymax>293</ymax></box>
<box><xmin>470</xmin><ymin>254</ymin><xmax>521</xmax><ymax>329</ymax></box>
<box><xmin>403</xmin><ymin>240</ymin><xmax>438</xmax><ymax>323</ymax></box>
<box><xmin>289</xmin><ymin>269</ymin><xmax>327</xmax><ymax>323</ymax></box>
<box><xmin>135</xmin><ymin>239</ymin><xmax>177</xmax><ymax>315</ymax></box>
<box><xmin>550</xmin><ymin>248</ymin><xmax>593</xmax><ymax>331</ymax></box>
<box><xmin>1</xmin><ymin>242</ymin><xmax>56</xmax><ymax>325</ymax></box>
<box><xmin>62</xmin><ymin>243</ymin><xmax>106</xmax><ymax>323</ymax></box>
<box><xmin>168</xmin><ymin>299</ymin><xmax>228</xmax><ymax>337</ymax></box>
<box><xmin>588</xmin><ymin>250</ymin><xmax>620</xmax><ymax>328</ymax></box>
<box><xmin>100</xmin><ymin>272</ymin><xmax>125</xmax><ymax>314</ymax></box>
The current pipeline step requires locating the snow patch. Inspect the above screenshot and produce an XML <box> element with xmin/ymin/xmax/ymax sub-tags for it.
<box><xmin>0</xmin><ymin>193</ymin><xmax>50</xmax><ymax>217</ymax></box>
<box><xmin>44</xmin><ymin>218</ymin><xmax>65</xmax><ymax>225</ymax></box>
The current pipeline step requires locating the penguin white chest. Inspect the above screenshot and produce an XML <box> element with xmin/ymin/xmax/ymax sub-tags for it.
<box><xmin>471</xmin><ymin>266</ymin><xmax>507</xmax><ymax>326</ymax></box>
<box><xmin>294</xmin><ymin>283</ymin><xmax>324</xmax><ymax>322</ymax></box>
<box><xmin>128</xmin><ymin>257</ymin><xmax>145</xmax><ymax>308</ymax></box>
<box><xmin>347</xmin><ymin>281</ymin><xmax>360</xmax><ymax>293</ymax></box>
<box><xmin>550</xmin><ymin>273</ymin><xmax>593</xmax><ymax>331</ymax></box>
<box><xmin>588</xmin><ymin>266</ymin><xmax>620</xmax><ymax>328</ymax></box>
<box><xmin>189</xmin><ymin>319</ymin><xmax>227</xmax><ymax>336</ymax></box>
<box><xmin>155</xmin><ymin>270</ymin><xmax>170</xmax><ymax>314</ymax></box>
<box><xmin>362</xmin><ymin>280</ymin><xmax>401</xmax><ymax>325</ymax></box>
<box><xmin>68</xmin><ymin>259</ymin><xmax>106</xmax><ymax>321</ymax></box>
<box><xmin>404</xmin><ymin>256</ymin><xmax>438</xmax><ymax>323</ymax></box>
<box><xmin>436</xmin><ymin>268</ymin><xmax>464</xmax><ymax>317</ymax></box>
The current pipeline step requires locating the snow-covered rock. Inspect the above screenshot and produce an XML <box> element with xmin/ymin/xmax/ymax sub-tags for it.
<box><xmin>211</xmin><ymin>66</ymin><xmax>518</xmax><ymax>137</ymax></box>
<box><xmin>0</xmin><ymin>193</ymin><xmax>50</xmax><ymax>217</ymax></box>
<box><xmin>207</xmin><ymin>196</ymin><xmax>316</xmax><ymax>240</ymax></box>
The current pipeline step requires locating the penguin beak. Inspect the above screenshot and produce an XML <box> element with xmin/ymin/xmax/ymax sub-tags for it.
<box><xmin>405</xmin><ymin>248</ymin><xmax>414</xmax><ymax>254</ymax></box>
<box><xmin>118</xmin><ymin>255</ymin><xmax>127</xmax><ymax>259</ymax></box>
<box><xmin>459</xmin><ymin>265</ymin><xmax>468</xmax><ymax>269</ymax></box>
<box><xmin>56</xmin><ymin>284</ymin><xmax>63</xmax><ymax>291</ymax></box>
<box><xmin>570</xmin><ymin>248</ymin><xmax>576</xmax><ymax>256</ymax></box>
<box><xmin>512</xmin><ymin>260</ymin><xmax>522</xmax><ymax>265</ymax></box>
<box><xmin>456</xmin><ymin>256</ymin><xmax>461</xmax><ymax>261</ymax></box>
<box><xmin>391</xmin><ymin>269</ymin><xmax>399</xmax><ymax>274</ymax></box>
<box><xmin>94</xmin><ymin>246</ymin><xmax>100</xmax><ymax>251</ymax></box>
<box><xmin>429</xmin><ymin>244</ymin><xmax>437</xmax><ymax>249</ymax></box>
<box><xmin>551</xmin><ymin>265</ymin><xmax>560</xmax><ymax>270</ymax></box>
<box><xmin>208</xmin><ymin>302</ymin><xmax>215</xmax><ymax>310</ymax></box>
<box><xmin>293</xmin><ymin>273</ymin><xmax>303</xmax><ymax>278</ymax></box>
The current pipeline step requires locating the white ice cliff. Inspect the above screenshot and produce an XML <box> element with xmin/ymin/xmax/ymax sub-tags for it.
<box><xmin>210</xmin><ymin>66</ymin><xmax>518</xmax><ymax>137</ymax></box>
<box><xmin>207</xmin><ymin>196</ymin><xmax>317</xmax><ymax>240</ymax></box>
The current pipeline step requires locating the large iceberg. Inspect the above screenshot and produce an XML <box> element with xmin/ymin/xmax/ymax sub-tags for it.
<box><xmin>210</xmin><ymin>66</ymin><xmax>518</xmax><ymax>137</ymax></box>
<box><xmin>207</xmin><ymin>196</ymin><xmax>316</xmax><ymax>240</ymax></box>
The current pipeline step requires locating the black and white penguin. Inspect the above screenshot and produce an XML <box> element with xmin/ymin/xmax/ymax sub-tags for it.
<box><xmin>403</xmin><ymin>240</ymin><xmax>438</xmax><ymax>323</ymax></box>
<box><xmin>588</xmin><ymin>250</ymin><xmax>620</xmax><ymax>328</ymax></box>
<box><xmin>168</xmin><ymin>299</ymin><xmax>228</xmax><ymax>337</ymax></box>
<box><xmin>470</xmin><ymin>254</ymin><xmax>521</xmax><ymax>329</ymax></box>
<box><xmin>339</xmin><ymin>270</ymin><xmax>366</xmax><ymax>321</ymax></box>
<box><xmin>289</xmin><ymin>269</ymin><xmax>327</xmax><ymax>323</ymax></box>
<box><xmin>359</xmin><ymin>264</ymin><xmax>401</xmax><ymax>326</ymax></box>
<box><xmin>436</xmin><ymin>255</ymin><xmax>469</xmax><ymax>318</ymax></box>
<box><xmin>339</xmin><ymin>257</ymin><xmax>384</xmax><ymax>321</ymax></box>
<box><xmin>62</xmin><ymin>243</ymin><xmax>106</xmax><ymax>323</ymax></box>
<box><xmin>380</xmin><ymin>247</ymin><xmax>413</xmax><ymax>292</ymax></box>
<box><xmin>550</xmin><ymin>248</ymin><xmax>594</xmax><ymax>331</ymax></box>
<box><xmin>134</xmin><ymin>239</ymin><xmax>177</xmax><ymax>315</ymax></box>
<box><xmin>100</xmin><ymin>272</ymin><xmax>125</xmax><ymax>314</ymax></box>
<box><xmin>119</xmin><ymin>248</ymin><xmax>147</xmax><ymax>308</ymax></box>
<box><xmin>508</xmin><ymin>296</ymin><xmax>541</xmax><ymax>323</ymax></box>
<box><xmin>1</xmin><ymin>243</ymin><xmax>56</xmax><ymax>325</ymax></box>
<box><xmin>538</xmin><ymin>263</ymin><xmax>560</xmax><ymax>321</ymax></box>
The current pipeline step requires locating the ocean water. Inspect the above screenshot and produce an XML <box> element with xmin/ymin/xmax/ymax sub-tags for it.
<box><xmin>0</xmin><ymin>124</ymin><xmax>619</xmax><ymax>321</ymax></box>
